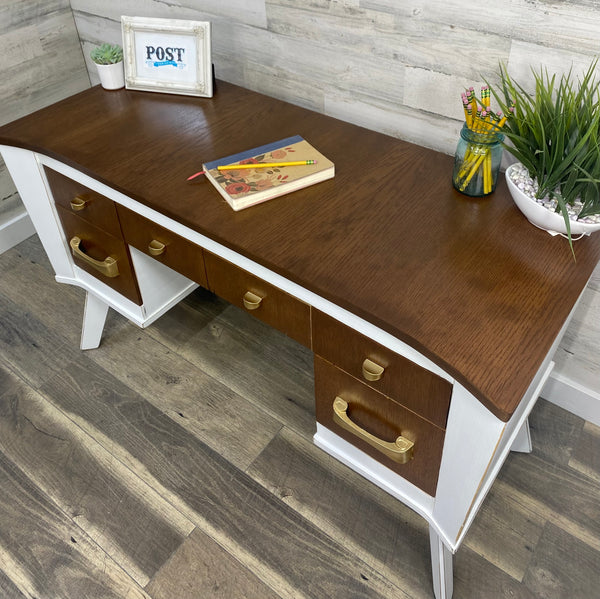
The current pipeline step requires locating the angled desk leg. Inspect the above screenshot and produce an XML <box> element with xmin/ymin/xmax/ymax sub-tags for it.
<box><xmin>427</xmin><ymin>417</ymin><xmax>531</xmax><ymax>599</ymax></box>
<box><xmin>80</xmin><ymin>292</ymin><xmax>109</xmax><ymax>350</ymax></box>
<box><xmin>510</xmin><ymin>418</ymin><xmax>532</xmax><ymax>453</ymax></box>
<box><xmin>429</xmin><ymin>527</ymin><xmax>453</xmax><ymax>599</ymax></box>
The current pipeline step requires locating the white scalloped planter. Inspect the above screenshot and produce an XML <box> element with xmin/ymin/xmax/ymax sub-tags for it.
<box><xmin>505</xmin><ymin>163</ymin><xmax>600</xmax><ymax>237</ymax></box>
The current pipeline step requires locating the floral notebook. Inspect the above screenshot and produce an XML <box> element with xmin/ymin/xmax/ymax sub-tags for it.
<box><xmin>202</xmin><ymin>135</ymin><xmax>335</xmax><ymax>211</ymax></box>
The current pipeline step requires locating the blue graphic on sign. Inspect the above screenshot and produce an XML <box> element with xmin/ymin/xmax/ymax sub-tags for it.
<box><xmin>145</xmin><ymin>46</ymin><xmax>187</xmax><ymax>69</ymax></box>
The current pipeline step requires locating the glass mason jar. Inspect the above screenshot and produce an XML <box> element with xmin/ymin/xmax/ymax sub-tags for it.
<box><xmin>452</xmin><ymin>124</ymin><xmax>504</xmax><ymax>197</ymax></box>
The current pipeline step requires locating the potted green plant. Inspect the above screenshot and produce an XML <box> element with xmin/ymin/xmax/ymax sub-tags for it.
<box><xmin>90</xmin><ymin>43</ymin><xmax>125</xmax><ymax>90</ymax></box>
<box><xmin>490</xmin><ymin>60</ymin><xmax>600</xmax><ymax>253</ymax></box>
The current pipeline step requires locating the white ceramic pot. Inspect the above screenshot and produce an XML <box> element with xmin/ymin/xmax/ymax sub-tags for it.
<box><xmin>505</xmin><ymin>163</ymin><xmax>600</xmax><ymax>237</ymax></box>
<box><xmin>95</xmin><ymin>61</ymin><xmax>125</xmax><ymax>90</ymax></box>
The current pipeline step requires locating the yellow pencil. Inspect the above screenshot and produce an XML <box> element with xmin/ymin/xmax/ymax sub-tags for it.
<box><xmin>460</xmin><ymin>153</ymin><xmax>486</xmax><ymax>191</ymax></box>
<box><xmin>218</xmin><ymin>160</ymin><xmax>316</xmax><ymax>171</ymax></box>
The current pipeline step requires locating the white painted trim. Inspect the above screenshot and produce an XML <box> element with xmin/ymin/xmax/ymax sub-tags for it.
<box><xmin>0</xmin><ymin>209</ymin><xmax>35</xmax><ymax>254</ymax></box>
<box><xmin>430</xmin><ymin>527</ymin><xmax>453</xmax><ymax>599</ymax></box>
<box><xmin>37</xmin><ymin>153</ymin><xmax>454</xmax><ymax>384</ymax></box>
<box><xmin>80</xmin><ymin>292</ymin><xmax>110</xmax><ymax>350</ymax></box>
<box><xmin>314</xmin><ymin>423</ymin><xmax>435</xmax><ymax>522</ymax></box>
<box><xmin>444</xmin><ymin>362</ymin><xmax>553</xmax><ymax>550</ymax></box>
<box><xmin>541</xmin><ymin>371</ymin><xmax>600</xmax><ymax>427</ymax></box>
<box><xmin>510</xmin><ymin>418</ymin><xmax>532</xmax><ymax>453</ymax></box>
<box><xmin>0</xmin><ymin>147</ymin><xmax>74</xmax><ymax>277</ymax></box>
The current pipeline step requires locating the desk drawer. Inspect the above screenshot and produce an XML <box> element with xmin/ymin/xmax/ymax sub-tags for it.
<box><xmin>314</xmin><ymin>356</ymin><xmax>444</xmax><ymax>496</ymax></box>
<box><xmin>312</xmin><ymin>310</ymin><xmax>451</xmax><ymax>429</ymax></box>
<box><xmin>45</xmin><ymin>167</ymin><xmax>122</xmax><ymax>238</ymax></box>
<box><xmin>56</xmin><ymin>206</ymin><xmax>142</xmax><ymax>305</ymax></box>
<box><xmin>204</xmin><ymin>251</ymin><xmax>311</xmax><ymax>347</ymax></box>
<box><xmin>116</xmin><ymin>206</ymin><xmax>208</xmax><ymax>288</ymax></box>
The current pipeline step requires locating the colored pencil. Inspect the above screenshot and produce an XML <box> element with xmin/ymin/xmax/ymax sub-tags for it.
<box><xmin>218</xmin><ymin>160</ymin><xmax>316</xmax><ymax>171</ymax></box>
<box><xmin>187</xmin><ymin>160</ymin><xmax>317</xmax><ymax>181</ymax></box>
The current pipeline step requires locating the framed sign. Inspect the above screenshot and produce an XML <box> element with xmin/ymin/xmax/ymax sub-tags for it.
<box><xmin>121</xmin><ymin>16</ymin><xmax>212</xmax><ymax>97</ymax></box>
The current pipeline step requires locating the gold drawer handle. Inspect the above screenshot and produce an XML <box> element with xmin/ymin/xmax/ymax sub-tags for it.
<box><xmin>69</xmin><ymin>236</ymin><xmax>119</xmax><ymax>278</ymax></box>
<box><xmin>332</xmin><ymin>397</ymin><xmax>414</xmax><ymax>464</ymax></box>
<box><xmin>362</xmin><ymin>358</ymin><xmax>385</xmax><ymax>382</ymax></box>
<box><xmin>70</xmin><ymin>195</ymin><xmax>88</xmax><ymax>211</ymax></box>
<box><xmin>148</xmin><ymin>239</ymin><xmax>166</xmax><ymax>256</ymax></box>
<box><xmin>242</xmin><ymin>291</ymin><xmax>263</xmax><ymax>310</ymax></box>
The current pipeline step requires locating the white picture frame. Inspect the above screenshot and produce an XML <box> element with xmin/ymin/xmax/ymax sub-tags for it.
<box><xmin>121</xmin><ymin>16</ymin><xmax>212</xmax><ymax>97</ymax></box>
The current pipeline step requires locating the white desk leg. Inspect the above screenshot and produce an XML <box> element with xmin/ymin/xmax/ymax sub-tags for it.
<box><xmin>510</xmin><ymin>417</ymin><xmax>532</xmax><ymax>453</ymax></box>
<box><xmin>429</xmin><ymin>527</ymin><xmax>453</xmax><ymax>599</ymax></box>
<box><xmin>80</xmin><ymin>292</ymin><xmax>109</xmax><ymax>350</ymax></box>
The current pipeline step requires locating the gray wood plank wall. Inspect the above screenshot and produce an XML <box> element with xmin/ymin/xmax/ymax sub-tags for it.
<box><xmin>0</xmin><ymin>1</ymin><xmax>90</xmax><ymax>224</ymax></box>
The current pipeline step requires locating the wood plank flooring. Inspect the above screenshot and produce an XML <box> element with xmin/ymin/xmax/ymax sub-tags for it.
<box><xmin>0</xmin><ymin>235</ymin><xmax>599</xmax><ymax>599</ymax></box>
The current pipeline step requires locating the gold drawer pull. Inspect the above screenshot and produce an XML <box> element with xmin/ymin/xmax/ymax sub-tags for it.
<box><xmin>362</xmin><ymin>358</ymin><xmax>385</xmax><ymax>382</ymax></box>
<box><xmin>148</xmin><ymin>239</ymin><xmax>166</xmax><ymax>256</ymax></box>
<box><xmin>70</xmin><ymin>195</ymin><xmax>88</xmax><ymax>211</ymax></box>
<box><xmin>242</xmin><ymin>291</ymin><xmax>263</xmax><ymax>310</ymax></box>
<box><xmin>69</xmin><ymin>236</ymin><xmax>119</xmax><ymax>278</ymax></box>
<box><xmin>332</xmin><ymin>397</ymin><xmax>414</xmax><ymax>464</ymax></box>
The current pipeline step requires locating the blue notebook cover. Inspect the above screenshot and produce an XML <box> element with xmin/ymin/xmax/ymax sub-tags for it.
<box><xmin>203</xmin><ymin>135</ymin><xmax>303</xmax><ymax>170</ymax></box>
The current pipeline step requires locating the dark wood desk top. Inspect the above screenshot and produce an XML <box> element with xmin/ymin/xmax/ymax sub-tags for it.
<box><xmin>2</xmin><ymin>82</ymin><xmax>599</xmax><ymax>421</ymax></box>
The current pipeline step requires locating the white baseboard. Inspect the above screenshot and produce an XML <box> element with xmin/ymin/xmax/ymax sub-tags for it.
<box><xmin>0</xmin><ymin>209</ymin><xmax>35</xmax><ymax>254</ymax></box>
<box><xmin>541</xmin><ymin>371</ymin><xmax>600</xmax><ymax>427</ymax></box>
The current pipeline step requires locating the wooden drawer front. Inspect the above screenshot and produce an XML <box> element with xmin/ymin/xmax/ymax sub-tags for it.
<box><xmin>116</xmin><ymin>206</ymin><xmax>208</xmax><ymax>288</ymax></box>
<box><xmin>204</xmin><ymin>251</ymin><xmax>311</xmax><ymax>347</ymax></box>
<box><xmin>56</xmin><ymin>206</ymin><xmax>142</xmax><ymax>305</ymax></box>
<box><xmin>45</xmin><ymin>167</ymin><xmax>121</xmax><ymax>237</ymax></box>
<box><xmin>315</xmin><ymin>356</ymin><xmax>445</xmax><ymax>496</ymax></box>
<box><xmin>312</xmin><ymin>310</ymin><xmax>451</xmax><ymax>429</ymax></box>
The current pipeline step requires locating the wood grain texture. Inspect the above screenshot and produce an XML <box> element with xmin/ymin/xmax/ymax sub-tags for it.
<box><xmin>312</xmin><ymin>309</ymin><xmax>451</xmax><ymax>429</ymax></box>
<box><xmin>0</xmin><ymin>391</ymin><xmax>151</xmax><ymax>598</ymax></box>
<box><xmin>83</xmin><ymin>323</ymin><xmax>287</xmax><ymax>471</ymax></box>
<box><xmin>496</xmin><ymin>454</ymin><xmax>600</xmax><ymax>553</ymax></box>
<box><xmin>65</xmin><ymin>0</ymin><xmax>600</xmax><ymax>419</ymax></box>
<box><xmin>152</xmin><ymin>294</ymin><xmax>317</xmax><ymax>440</ymax></box>
<box><xmin>56</xmin><ymin>205</ymin><xmax>142</xmax><ymax>304</ymax></box>
<box><xmin>117</xmin><ymin>205</ymin><xmax>209</xmax><ymax>288</ymax></box>
<box><xmin>522</xmin><ymin>523</ymin><xmax>600</xmax><ymax>599</ymax></box>
<box><xmin>0</xmin><ymin>568</ymin><xmax>26</xmax><ymax>599</ymax></box>
<box><xmin>0</xmin><ymin>363</ymin><xmax>193</xmax><ymax>587</ymax></box>
<box><xmin>0</xmin><ymin>232</ymin><xmax>91</xmax><ymax>348</ymax></box>
<box><xmin>204</xmin><ymin>250</ymin><xmax>312</xmax><ymax>347</ymax></box>
<box><xmin>0</xmin><ymin>237</ymin><xmax>311</xmax><ymax>468</ymax></box>
<box><xmin>36</xmin><ymin>352</ymin><xmax>409</xmax><ymax>599</ymax></box>
<box><xmin>16</xmin><ymin>291</ymin><xmax>285</xmax><ymax>473</ymax></box>
<box><xmin>314</xmin><ymin>356</ymin><xmax>445</xmax><ymax>495</ymax></box>
<box><xmin>569</xmin><ymin>421</ymin><xmax>600</xmax><ymax>484</ymax></box>
<box><xmin>460</xmin><ymin>485</ymin><xmax>544</xmax><ymax>582</ymax></box>
<box><xmin>528</xmin><ymin>398</ymin><xmax>585</xmax><ymax>467</ymax></box>
<box><xmin>46</xmin><ymin>166</ymin><xmax>123</xmax><ymax>238</ymax></box>
<box><xmin>452</xmin><ymin>548</ymin><xmax>537</xmax><ymax>599</ymax></box>
<box><xmin>0</xmin><ymin>291</ymin><xmax>82</xmax><ymax>390</ymax></box>
<box><xmin>247</xmin><ymin>425</ymin><xmax>436</xmax><ymax>599</ymax></box>
<box><xmin>1</xmin><ymin>84</ymin><xmax>599</xmax><ymax>421</ymax></box>
<box><xmin>146</xmin><ymin>528</ymin><xmax>281</xmax><ymax>599</ymax></box>
<box><xmin>1</xmin><ymin>236</ymin><xmax>599</xmax><ymax>598</ymax></box>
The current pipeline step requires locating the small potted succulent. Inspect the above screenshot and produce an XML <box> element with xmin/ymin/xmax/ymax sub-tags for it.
<box><xmin>490</xmin><ymin>59</ymin><xmax>600</xmax><ymax>253</ymax></box>
<box><xmin>90</xmin><ymin>43</ymin><xmax>125</xmax><ymax>90</ymax></box>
